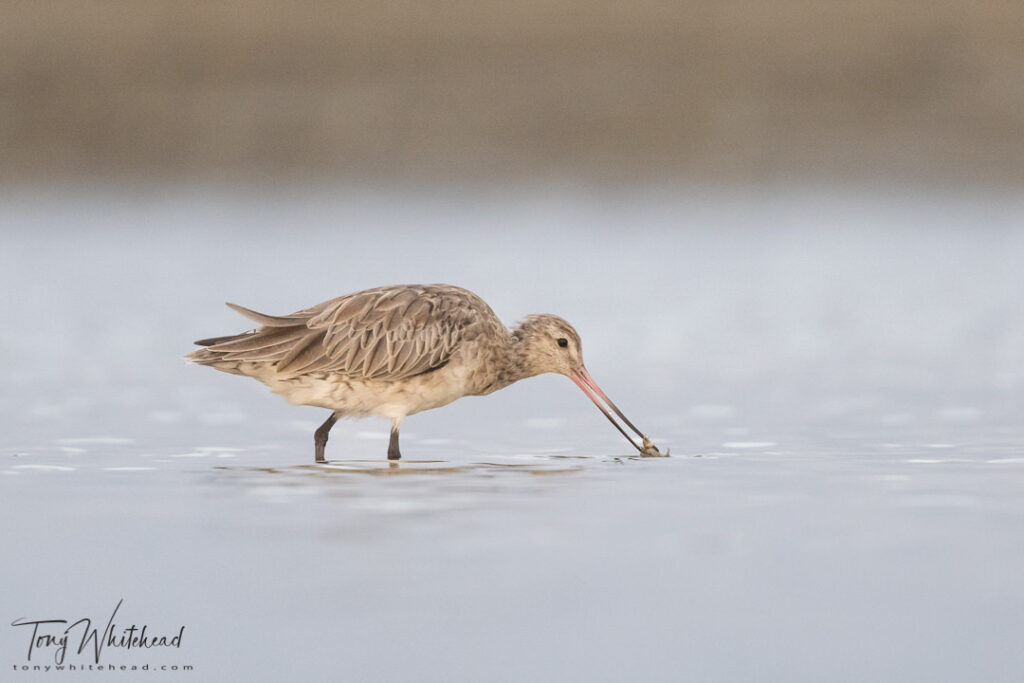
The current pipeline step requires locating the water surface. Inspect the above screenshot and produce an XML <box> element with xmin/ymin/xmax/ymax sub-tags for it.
<box><xmin>2</xmin><ymin>186</ymin><xmax>1023</xmax><ymax>681</ymax></box>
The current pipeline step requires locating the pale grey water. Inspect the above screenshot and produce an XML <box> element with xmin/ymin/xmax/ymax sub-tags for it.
<box><xmin>2</xmin><ymin>185</ymin><xmax>1024</xmax><ymax>682</ymax></box>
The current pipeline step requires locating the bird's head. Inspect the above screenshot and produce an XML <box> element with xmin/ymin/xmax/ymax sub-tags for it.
<box><xmin>512</xmin><ymin>314</ymin><xmax>584</xmax><ymax>377</ymax></box>
<box><xmin>513</xmin><ymin>314</ymin><xmax>651</xmax><ymax>454</ymax></box>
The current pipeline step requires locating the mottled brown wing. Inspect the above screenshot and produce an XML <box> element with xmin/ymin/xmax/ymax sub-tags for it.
<box><xmin>189</xmin><ymin>285</ymin><xmax>486</xmax><ymax>380</ymax></box>
<box><xmin>300</xmin><ymin>286</ymin><xmax>474</xmax><ymax>380</ymax></box>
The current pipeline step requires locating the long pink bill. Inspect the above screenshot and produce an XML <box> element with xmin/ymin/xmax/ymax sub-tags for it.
<box><xmin>570</xmin><ymin>367</ymin><xmax>646</xmax><ymax>453</ymax></box>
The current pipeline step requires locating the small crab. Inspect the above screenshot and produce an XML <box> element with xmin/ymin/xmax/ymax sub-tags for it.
<box><xmin>639</xmin><ymin>436</ymin><xmax>670</xmax><ymax>457</ymax></box>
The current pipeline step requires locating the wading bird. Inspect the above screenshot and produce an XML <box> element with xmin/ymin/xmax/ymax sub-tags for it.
<box><xmin>187</xmin><ymin>284</ymin><xmax>661</xmax><ymax>462</ymax></box>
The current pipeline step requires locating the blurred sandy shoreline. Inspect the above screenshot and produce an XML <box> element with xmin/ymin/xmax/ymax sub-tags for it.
<box><xmin>2</xmin><ymin>1</ymin><xmax>1022</xmax><ymax>185</ymax></box>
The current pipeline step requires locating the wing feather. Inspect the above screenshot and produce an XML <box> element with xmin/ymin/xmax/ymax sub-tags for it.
<box><xmin>192</xmin><ymin>284</ymin><xmax>496</xmax><ymax>381</ymax></box>
<box><xmin>225</xmin><ymin>302</ymin><xmax>307</xmax><ymax>327</ymax></box>
<box><xmin>276</xmin><ymin>331</ymin><xmax>327</xmax><ymax>374</ymax></box>
<box><xmin>313</xmin><ymin>285</ymin><xmax>486</xmax><ymax>380</ymax></box>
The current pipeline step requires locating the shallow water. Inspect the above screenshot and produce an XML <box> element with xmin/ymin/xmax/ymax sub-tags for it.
<box><xmin>3</xmin><ymin>185</ymin><xmax>1024</xmax><ymax>681</ymax></box>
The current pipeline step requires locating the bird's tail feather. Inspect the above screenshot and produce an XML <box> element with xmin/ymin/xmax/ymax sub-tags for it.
<box><xmin>187</xmin><ymin>302</ymin><xmax>308</xmax><ymax>367</ymax></box>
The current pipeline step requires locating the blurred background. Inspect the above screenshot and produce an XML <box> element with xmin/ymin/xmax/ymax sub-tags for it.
<box><xmin>2</xmin><ymin>0</ymin><xmax>1023</xmax><ymax>186</ymax></box>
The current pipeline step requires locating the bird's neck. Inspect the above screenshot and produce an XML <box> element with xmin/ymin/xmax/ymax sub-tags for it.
<box><xmin>475</xmin><ymin>329</ymin><xmax>539</xmax><ymax>395</ymax></box>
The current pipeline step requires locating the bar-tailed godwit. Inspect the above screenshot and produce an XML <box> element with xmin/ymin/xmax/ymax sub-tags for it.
<box><xmin>187</xmin><ymin>284</ymin><xmax>663</xmax><ymax>461</ymax></box>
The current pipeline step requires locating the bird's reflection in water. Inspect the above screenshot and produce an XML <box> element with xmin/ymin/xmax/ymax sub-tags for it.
<box><xmin>209</xmin><ymin>457</ymin><xmax>587</xmax><ymax>483</ymax></box>
<box><xmin>205</xmin><ymin>456</ymin><xmax>589</xmax><ymax>519</ymax></box>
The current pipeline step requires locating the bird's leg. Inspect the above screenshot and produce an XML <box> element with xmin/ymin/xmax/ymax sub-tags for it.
<box><xmin>314</xmin><ymin>412</ymin><xmax>339</xmax><ymax>463</ymax></box>
<box><xmin>387</xmin><ymin>417</ymin><xmax>403</xmax><ymax>461</ymax></box>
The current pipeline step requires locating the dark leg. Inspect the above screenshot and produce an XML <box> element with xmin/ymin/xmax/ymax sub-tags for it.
<box><xmin>387</xmin><ymin>417</ymin><xmax>403</xmax><ymax>461</ymax></box>
<box><xmin>314</xmin><ymin>412</ymin><xmax>339</xmax><ymax>463</ymax></box>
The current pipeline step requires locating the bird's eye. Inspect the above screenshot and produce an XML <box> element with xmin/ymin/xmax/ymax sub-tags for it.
<box><xmin>557</xmin><ymin>337</ymin><xmax>568</xmax><ymax>348</ymax></box>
